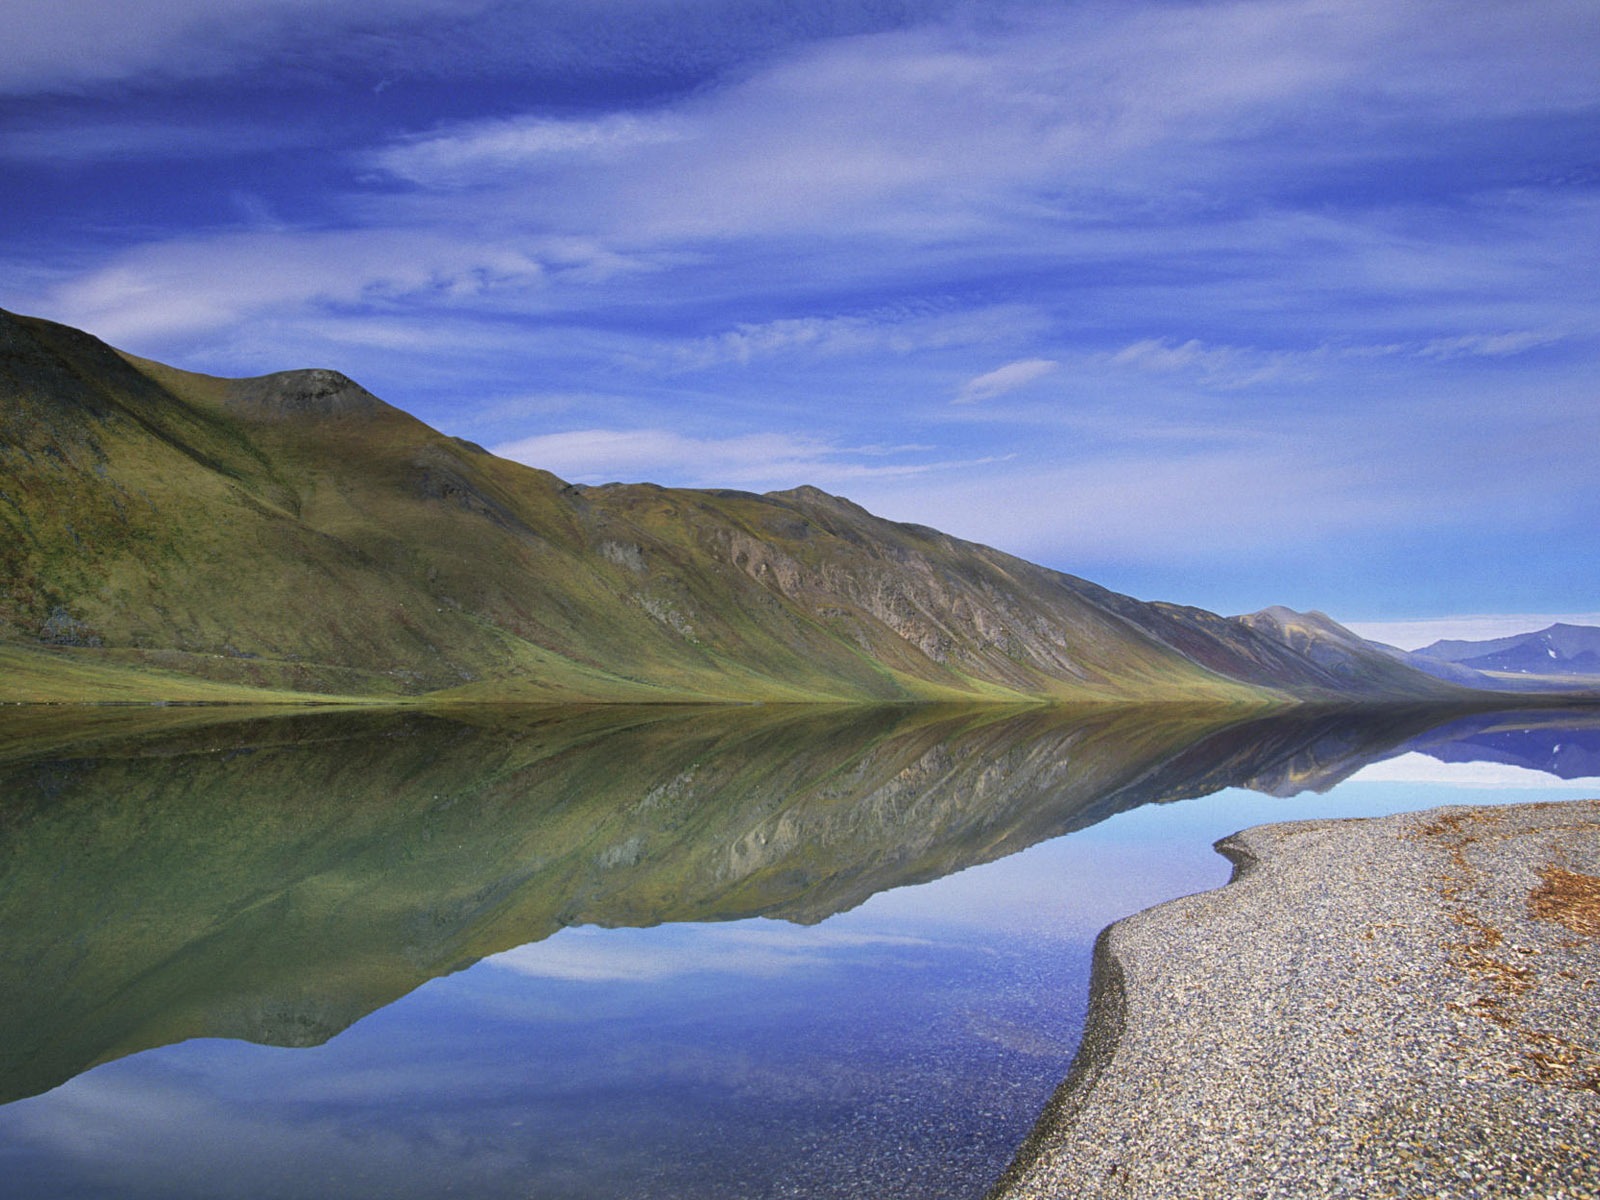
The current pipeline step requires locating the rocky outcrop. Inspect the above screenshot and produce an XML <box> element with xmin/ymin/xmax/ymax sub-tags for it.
<box><xmin>225</xmin><ymin>368</ymin><xmax>387</xmax><ymax>420</ymax></box>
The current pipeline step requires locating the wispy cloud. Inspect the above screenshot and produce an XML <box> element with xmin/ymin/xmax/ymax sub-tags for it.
<box><xmin>954</xmin><ymin>358</ymin><xmax>1058</xmax><ymax>404</ymax></box>
<box><xmin>27</xmin><ymin>3</ymin><xmax>1600</xmax><ymax>348</ymax></box>
<box><xmin>493</xmin><ymin>428</ymin><xmax>827</xmax><ymax>484</ymax></box>
<box><xmin>672</xmin><ymin>305</ymin><xmax>1046</xmax><ymax>370</ymax></box>
<box><xmin>373</xmin><ymin>112</ymin><xmax>690</xmax><ymax>187</ymax></box>
<box><xmin>1416</xmin><ymin>329</ymin><xmax>1568</xmax><ymax>360</ymax></box>
<box><xmin>1106</xmin><ymin>338</ymin><xmax>1306</xmax><ymax>390</ymax></box>
<box><xmin>40</xmin><ymin>227</ymin><xmax>656</xmax><ymax>343</ymax></box>
<box><xmin>347</xmin><ymin>0</ymin><xmax>1600</xmax><ymax>242</ymax></box>
<box><xmin>1097</xmin><ymin>325</ymin><xmax>1577</xmax><ymax>389</ymax></box>
<box><xmin>491</xmin><ymin>427</ymin><xmax>1007</xmax><ymax>488</ymax></box>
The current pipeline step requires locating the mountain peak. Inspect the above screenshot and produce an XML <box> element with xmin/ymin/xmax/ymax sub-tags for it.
<box><xmin>1238</xmin><ymin>606</ymin><xmax>1349</xmax><ymax>638</ymax></box>
<box><xmin>765</xmin><ymin>484</ymin><xmax>878</xmax><ymax>520</ymax></box>
<box><xmin>767</xmin><ymin>484</ymin><xmax>840</xmax><ymax>505</ymax></box>
<box><xmin>225</xmin><ymin>369</ymin><xmax>388</xmax><ymax>420</ymax></box>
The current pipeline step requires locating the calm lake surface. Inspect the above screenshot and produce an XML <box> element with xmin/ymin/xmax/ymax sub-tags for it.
<box><xmin>1</xmin><ymin>702</ymin><xmax>1597</xmax><ymax>1198</ymax></box>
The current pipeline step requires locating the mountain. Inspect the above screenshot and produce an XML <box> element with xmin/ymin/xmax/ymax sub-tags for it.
<box><xmin>1230</xmin><ymin>606</ymin><xmax>1469</xmax><ymax>694</ymax></box>
<box><xmin>0</xmin><ymin>308</ymin><xmax>1481</xmax><ymax>703</ymax></box>
<box><xmin>1412</xmin><ymin>624</ymin><xmax>1600</xmax><ymax>677</ymax></box>
<box><xmin>1235</xmin><ymin>606</ymin><xmax>1600</xmax><ymax>696</ymax></box>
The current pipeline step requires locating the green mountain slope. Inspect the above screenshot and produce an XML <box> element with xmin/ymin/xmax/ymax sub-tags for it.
<box><xmin>0</xmin><ymin>309</ymin><xmax>1463</xmax><ymax>703</ymax></box>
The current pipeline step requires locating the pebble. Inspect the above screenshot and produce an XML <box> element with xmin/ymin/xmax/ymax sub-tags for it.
<box><xmin>991</xmin><ymin>799</ymin><xmax>1600</xmax><ymax>1199</ymax></box>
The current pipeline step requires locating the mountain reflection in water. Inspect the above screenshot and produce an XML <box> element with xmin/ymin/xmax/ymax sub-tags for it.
<box><xmin>1</xmin><ymin>700</ymin><xmax>1596</xmax><ymax>1198</ymax></box>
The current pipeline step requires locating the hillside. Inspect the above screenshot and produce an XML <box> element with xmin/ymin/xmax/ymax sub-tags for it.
<box><xmin>1</xmin><ymin>308</ymin><xmax>1466</xmax><ymax>704</ymax></box>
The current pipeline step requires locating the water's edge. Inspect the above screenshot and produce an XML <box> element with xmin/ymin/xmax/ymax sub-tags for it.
<box><xmin>984</xmin><ymin>835</ymin><xmax>1262</xmax><ymax>1197</ymax></box>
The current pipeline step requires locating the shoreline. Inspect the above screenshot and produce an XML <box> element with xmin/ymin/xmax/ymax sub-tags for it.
<box><xmin>992</xmin><ymin>799</ymin><xmax>1600</xmax><ymax>1199</ymax></box>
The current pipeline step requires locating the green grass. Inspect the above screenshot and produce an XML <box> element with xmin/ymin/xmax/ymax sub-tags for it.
<box><xmin>0</xmin><ymin>644</ymin><xmax>381</xmax><ymax>704</ymax></box>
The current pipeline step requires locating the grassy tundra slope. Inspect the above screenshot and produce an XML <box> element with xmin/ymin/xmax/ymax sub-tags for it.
<box><xmin>0</xmin><ymin>309</ymin><xmax>1464</xmax><ymax>704</ymax></box>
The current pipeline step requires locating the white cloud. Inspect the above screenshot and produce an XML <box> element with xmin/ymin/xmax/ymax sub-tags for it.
<box><xmin>954</xmin><ymin>358</ymin><xmax>1058</xmax><ymax>404</ymax></box>
<box><xmin>354</xmin><ymin>0</ymin><xmax>1600</xmax><ymax>246</ymax></box>
<box><xmin>20</xmin><ymin>0</ymin><xmax>1600</xmax><ymax>363</ymax></box>
<box><xmin>1334</xmin><ymin>325</ymin><xmax>1583</xmax><ymax>366</ymax></box>
<box><xmin>373</xmin><ymin>112</ymin><xmax>691</xmax><ymax>188</ymax></box>
<box><xmin>490</xmin><ymin>427</ymin><xmax>1006</xmax><ymax>488</ymax></box>
<box><xmin>1417</xmin><ymin>329</ymin><xmax>1568</xmax><ymax>360</ymax></box>
<box><xmin>1107</xmin><ymin>338</ymin><xmax>1308</xmax><ymax>389</ymax></box>
<box><xmin>1097</xmin><ymin>324</ymin><xmax>1583</xmax><ymax>390</ymax></box>
<box><xmin>493</xmin><ymin>428</ymin><xmax>824</xmax><ymax>483</ymax></box>
<box><xmin>38</xmin><ymin>227</ymin><xmax>659</xmax><ymax>344</ymax></box>
<box><xmin>673</xmin><ymin>305</ymin><xmax>1046</xmax><ymax>370</ymax></box>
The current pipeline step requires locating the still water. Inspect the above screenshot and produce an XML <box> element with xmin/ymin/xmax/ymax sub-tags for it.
<box><xmin>0</xmin><ymin>702</ymin><xmax>1596</xmax><ymax>1198</ymax></box>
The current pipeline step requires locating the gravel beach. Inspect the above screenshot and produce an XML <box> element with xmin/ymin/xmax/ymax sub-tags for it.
<box><xmin>993</xmin><ymin>799</ymin><xmax>1600</xmax><ymax>1199</ymax></box>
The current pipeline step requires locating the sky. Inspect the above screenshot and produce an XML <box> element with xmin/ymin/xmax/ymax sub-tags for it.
<box><xmin>3</xmin><ymin>0</ymin><xmax>1597</xmax><ymax>640</ymax></box>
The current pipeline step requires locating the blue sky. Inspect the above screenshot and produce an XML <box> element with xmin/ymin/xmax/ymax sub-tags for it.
<box><xmin>4</xmin><ymin>0</ymin><xmax>1598</xmax><ymax>641</ymax></box>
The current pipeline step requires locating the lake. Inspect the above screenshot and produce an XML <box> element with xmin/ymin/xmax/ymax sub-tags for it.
<box><xmin>1</xmin><ymin>702</ymin><xmax>1596</xmax><ymax>1198</ymax></box>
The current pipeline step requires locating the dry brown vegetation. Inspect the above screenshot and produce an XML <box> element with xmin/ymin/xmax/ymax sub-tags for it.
<box><xmin>1528</xmin><ymin>865</ymin><xmax>1600</xmax><ymax>938</ymax></box>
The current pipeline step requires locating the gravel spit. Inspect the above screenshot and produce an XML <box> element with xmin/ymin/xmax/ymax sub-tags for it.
<box><xmin>992</xmin><ymin>799</ymin><xmax>1600</xmax><ymax>1199</ymax></box>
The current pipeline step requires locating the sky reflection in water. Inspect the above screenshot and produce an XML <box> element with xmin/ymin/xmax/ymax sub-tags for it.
<box><xmin>0</xmin><ymin>706</ymin><xmax>1596</xmax><ymax>1199</ymax></box>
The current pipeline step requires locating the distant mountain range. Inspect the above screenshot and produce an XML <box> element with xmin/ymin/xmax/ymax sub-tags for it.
<box><xmin>1411</xmin><ymin>624</ymin><xmax>1600</xmax><ymax>677</ymax></box>
<box><xmin>1239</xmin><ymin>607</ymin><xmax>1600</xmax><ymax>695</ymax></box>
<box><xmin>0</xmin><ymin>307</ymin><xmax>1590</xmax><ymax>705</ymax></box>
